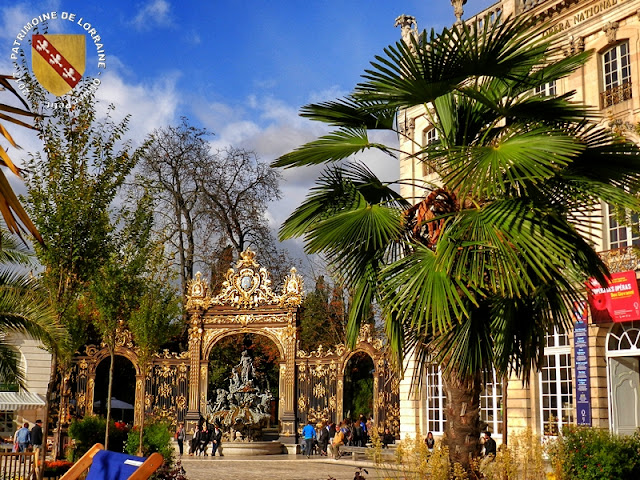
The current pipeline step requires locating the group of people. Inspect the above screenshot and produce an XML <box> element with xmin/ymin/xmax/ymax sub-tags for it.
<box><xmin>13</xmin><ymin>420</ymin><xmax>43</xmax><ymax>453</ymax></box>
<box><xmin>301</xmin><ymin>415</ymin><xmax>392</xmax><ymax>460</ymax></box>
<box><xmin>422</xmin><ymin>430</ymin><xmax>496</xmax><ymax>458</ymax></box>
<box><xmin>175</xmin><ymin>421</ymin><xmax>223</xmax><ymax>457</ymax></box>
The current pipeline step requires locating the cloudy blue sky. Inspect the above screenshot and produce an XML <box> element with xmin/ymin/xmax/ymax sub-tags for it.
<box><xmin>1</xmin><ymin>0</ymin><xmax>496</xmax><ymax>269</ymax></box>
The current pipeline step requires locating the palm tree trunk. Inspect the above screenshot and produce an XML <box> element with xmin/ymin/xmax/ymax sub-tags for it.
<box><xmin>442</xmin><ymin>370</ymin><xmax>483</xmax><ymax>473</ymax></box>
<box><xmin>105</xmin><ymin>349</ymin><xmax>114</xmax><ymax>450</ymax></box>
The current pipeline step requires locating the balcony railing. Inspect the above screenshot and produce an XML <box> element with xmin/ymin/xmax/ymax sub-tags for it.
<box><xmin>599</xmin><ymin>246</ymin><xmax>640</xmax><ymax>273</ymax></box>
<box><xmin>601</xmin><ymin>81</ymin><xmax>633</xmax><ymax>108</ymax></box>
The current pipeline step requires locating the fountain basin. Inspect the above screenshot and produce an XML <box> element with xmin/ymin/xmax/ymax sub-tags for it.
<box><xmin>219</xmin><ymin>441</ymin><xmax>285</xmax><ymax>456</ymax></box>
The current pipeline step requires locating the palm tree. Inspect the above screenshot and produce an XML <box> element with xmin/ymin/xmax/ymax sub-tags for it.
<box><xmin>0</xmin><ymin>227</ymin><xmax>64</xmax><ymax>387</ymax></box>
<box><xmin>272</xmin><ymin>15</ymin><xmax>640</xmax><ymax>471</ymax></box>
<box><xmin>0</xmin><ymin>75</ymin><xmax>42</xmax><ymax>243</ymax></box>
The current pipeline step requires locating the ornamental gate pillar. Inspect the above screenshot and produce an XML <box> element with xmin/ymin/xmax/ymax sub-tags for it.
<box><xmin>186</xmin><ymin>312</ymin><xmax>204</xmax><ymax>430</ymax></box>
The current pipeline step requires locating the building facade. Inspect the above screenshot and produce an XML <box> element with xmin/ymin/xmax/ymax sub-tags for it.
<box><xmin>398</xmin><ymin>0</ymin><xmax>640</xmax><ymax>443</ymax></box>
<box><xmin>0</xmin><ymin>334</ymin><xmax>49</xmax><ymax>440</ymax></box>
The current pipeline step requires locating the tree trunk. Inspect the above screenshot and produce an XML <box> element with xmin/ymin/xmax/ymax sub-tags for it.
<box><xmin>138</xmin><ymin>361</ymin><xmax>147</xmax><ymax>456</ymax></box>
<box><xmin>105</xmin><ymin>349</ymin><xmax>115</xmax><ymax>450</ymax></box>
<box><xmin>502</xmin><ymin>375</ymin><xmax>508</xmax><ymax>446</ymax></box>
<box><xmin>442</xmin><ymin>370</ymin><xmax>483</xmax><ymax>473</ymax></box>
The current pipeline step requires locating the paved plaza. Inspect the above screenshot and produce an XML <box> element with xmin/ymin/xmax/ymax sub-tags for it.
<box><xmin>180</xmin><ymin>455</ymin><xmax>383</xmax><ymax>480</ymax></box>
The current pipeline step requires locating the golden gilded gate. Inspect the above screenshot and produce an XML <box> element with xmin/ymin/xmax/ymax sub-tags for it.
<box><xmin>69</xmin><ymin>249</ymin><xmax>399</xmax><ymax>445</ymax></box>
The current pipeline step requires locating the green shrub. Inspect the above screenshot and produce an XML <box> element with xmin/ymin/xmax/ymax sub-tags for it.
<box><xmin>125</xmin><ymin>418</ymin><xmax>174</xmax><ymax>465</ymax></box>
<box><xmin>480</xmin><ymin>428</ymin><xmax>545</xmax><ymax>480</ymax></box>
<box><xmin>67</xmin><ymin>416</ymin><xmax>130</xmax><ymax>459</ymax></box>
<box><xmin>549</xmin><ymin>426</ymin><xmax>640</xmax><ymax>480</ymax></box>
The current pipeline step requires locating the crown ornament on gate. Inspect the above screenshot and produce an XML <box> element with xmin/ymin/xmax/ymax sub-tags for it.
<box><xmin>186</xmin><ymin>248</ymin><xmax>304</xmax><ymax>309</ymax></box>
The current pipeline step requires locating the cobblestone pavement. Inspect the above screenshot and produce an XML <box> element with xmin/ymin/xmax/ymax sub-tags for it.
<box><xmin>179</xmin><ymin>455</ymin><xmax>383</xmax><ymax>480</ymax></box>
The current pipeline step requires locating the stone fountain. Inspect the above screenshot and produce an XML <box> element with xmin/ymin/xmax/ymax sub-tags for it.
<box><xmin>205</xmin><ymin>349</ymin><xmax>283</xmax><ymax>455</ymax></box>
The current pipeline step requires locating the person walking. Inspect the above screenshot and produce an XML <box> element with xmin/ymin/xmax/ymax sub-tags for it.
<box><xmin>15</xmin><ymin>423</ymin><xmax>30</xmax><ymax>453</ymax></box>
<box><xmin>302</xmin><ymin>420</ymin><xmax>316</xmax><ymax>458</ymax></box>
<box><xmin>31</xmin><ymin>420</ymin><xmax>43</xmax><ymax>475</ymax></box>
<box><xmin>175</xmin><ymin>422</ymin><xmax>185</xmax><ymax>457</ymax></box>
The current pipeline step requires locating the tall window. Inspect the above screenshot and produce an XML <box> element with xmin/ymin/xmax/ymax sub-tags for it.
<box><xmin>607</xmin><ymin>204</ymin><xmax>640</xmax><ymax>249</ymax></box>
<box><xmin>425</xmin><ymin>364</ymin><xmax>446</xmax><ymax>434</ymax></box>
<box><xmin>601</xmin><ymin>42</ymin><xmax>632</xmax><ymax>107</ymax></box>
<box><xmin>481</xmin><ymin>369</ymin><xmax>503</xmax><ymax>435</ymax></box>
<box><xmin>540</xmin><ymin>328</ymin><xmax>574</xmax><ymax>436</ymax></box>
<box><xmin>421</xmin><ymin>128</ymin><xmax>439</xmax><ymax>176</ymax></box>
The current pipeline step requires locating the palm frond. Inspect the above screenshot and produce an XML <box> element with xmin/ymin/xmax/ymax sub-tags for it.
<box><xmin>300</xmin><ymin>97</ymin><xmax>396</xmax><ymax>130</ymax></box>
<box><xmin>272</xmin><ymin>127</ymin><xmax>393</xmax><ymax>168</ymax></box>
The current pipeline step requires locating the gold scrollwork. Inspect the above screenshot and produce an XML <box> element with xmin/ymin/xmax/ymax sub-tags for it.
<box><xmin>158</xmin><ymin>383</ymin><xmax>172</xmax><ymax>398</ymax></box>
<box><xmin>313</xmin><ymin>383</ymin><xmax>326</xmax><ymax>398</ymax></box>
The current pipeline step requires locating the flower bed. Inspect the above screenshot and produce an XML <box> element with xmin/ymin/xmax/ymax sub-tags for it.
<box><xmin>44</xmin><ymin>459</ymin><xmax>72</xmax><ymax>478</ymax></box>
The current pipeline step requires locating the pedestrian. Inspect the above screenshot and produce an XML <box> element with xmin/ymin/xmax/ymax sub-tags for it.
<box><xmin>382</xmin><ymin>427</ymin><xmax>395</xmax><ymax>448</ymax></box>
<box><xmin>211</xmin><ymin>424</ymin><xmax>223</xmax><ymax>457</ymax></box>
<box><xmin>317</xmin><ymin>421</ymin><xmax>329</xmax><ymax>456</ymax></box>
<box><xmin>302</xmin><ymin>419</ymin><xmax>316</xmax><ymax>458</ymax></box>
<box><xmin>31</xmin><ymin>420</ymin><xmax>43</xmax><ymax>474</ymax></box>
<box><xmin>483</xmin><ymin>431</ymin><xmax>496</xmax><ymax>457</ymax></box>
<box><xmin>175</xmin><ymin>422</ymin><xmax>185</xmax><ymax>456</ymax></box>
<box><xmin>15</xmin><ymin>423</ymin><xmax>30</xmax><ymax>453</ymax></box>
<box><xmin>425</xmin><ymin>431</ymin><xmax>435</xmax><ymax>452</ymax></box>
<box><xmin>198</xmin><ymin>423</ymin><xmax>210</xmax><ymax>456</ymax></box>
<box><xmin>189</xmin><ymin>425</ymin><xmax>200</xmax><ymax>456</ymax></box>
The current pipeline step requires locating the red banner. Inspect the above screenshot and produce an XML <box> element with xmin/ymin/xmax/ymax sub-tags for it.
<box><xmin>587</xmin><ymin>271</ymin><xmax>640</xmax><ymax>324</ymax></box>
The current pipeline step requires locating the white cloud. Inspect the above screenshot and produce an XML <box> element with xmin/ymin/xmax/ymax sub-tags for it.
<box><xmin>94</xmin><ymin>68</ymin><xmax>180</xmax><ymax>142</ymax></box>
<box><xmin>131</xmin><ymin>0</ymin><xmax>172</xmax><ymax>31</ymax></box>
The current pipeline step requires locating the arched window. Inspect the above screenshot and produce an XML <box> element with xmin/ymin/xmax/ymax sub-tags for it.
<box><xmin>607</xmin><ymin>321</ymin><xmax>640</xmax><ymax>354</ymax></box>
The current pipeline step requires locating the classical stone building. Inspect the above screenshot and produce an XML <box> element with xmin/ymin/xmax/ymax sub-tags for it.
<box><xmin>398</xmin><ymin>0</ymin><xmax>640</xmax><ymax>443</ymax></box>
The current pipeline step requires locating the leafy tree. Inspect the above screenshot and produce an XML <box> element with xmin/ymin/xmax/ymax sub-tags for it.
<box><xmin>89</xmin><ymin>193</ymin><xmax>155</xmax><ymax>449</ymax></box>
<box><xmin>272</xmin><ymin>15</ymin><xmax>640</xmax><ymax>471</ymax></box>
<box><xmin>128</xmin><ymin>227</ymin><xmax>182</xmax><ymax>454</ymax></box>
<box><xmin>22</xmin><ymin>77</ymin><xmax>140</xmax><ymax>458</ymax></box>
<box><xmin>299</xmin><ymin>276</ymin><xmax>347</xmax><ymax>351</ymax></box>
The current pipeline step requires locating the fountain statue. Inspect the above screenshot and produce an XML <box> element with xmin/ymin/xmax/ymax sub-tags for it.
<box><xmin>206</xmin><ymin>349</ymin><xmax>274</xmax><ymax>442</ymax></box>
